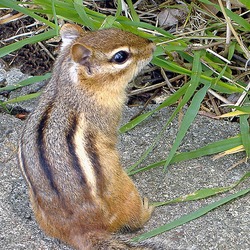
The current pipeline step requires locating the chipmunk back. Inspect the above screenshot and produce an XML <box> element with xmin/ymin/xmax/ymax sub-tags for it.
<box><xmin>18</xmin><ymin>24</ymin><xmax>162</xmax><ymax>249</ymax></box>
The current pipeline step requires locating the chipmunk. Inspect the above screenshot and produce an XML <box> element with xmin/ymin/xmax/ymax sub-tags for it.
<box><xmin>18</xmin><ymin>24</ymin><xmax>160</xmax><ymax>249</ymax></box>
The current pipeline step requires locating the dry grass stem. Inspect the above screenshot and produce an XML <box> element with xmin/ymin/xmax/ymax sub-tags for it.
<box><xmin>234</xmin><ymin>80</ymin><xmax>250</xmax><ymax>107</ymax></box>
<box><xmin>225</xmin><ymin>0</ymin><xmax>232</xmax><ymax>45</ymax></box>
<box><xmin>218</xmin><ymin>0</ymin><xmax>250</xmax><ymax>59</ymax></box>
<box><xmin>0</xmin><ymin>12</ymin><xmax>26</xmax><ymax>25</ymax></box>
<box><xmin>208</xmin><ymin>92</ymin><xmax>221</xmax><ymax>116</ymax></box>
<box><xmin>38</xmin><ymin>41</ymin><xmax>55</xmax><ymax>61</ymax></box>
<box><xmin>227</xmin><ymin>157</ymin><xmax>247</xmax><ymax>170</ymax></box>
<box><xmin>128</xmin><ymin>75</ymin><xmax>183</xmax><ymax>96</ymax></box>
<box><xmin>207</xmin><ymin>89</ymin><xmax>233</xmax><ymax>105</ymax></box>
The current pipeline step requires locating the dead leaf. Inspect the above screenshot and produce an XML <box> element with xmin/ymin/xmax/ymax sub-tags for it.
<box><xmin>157</xmin><ymin>5</ymin><xmax>188</xmax><ymax>28</ymax></box>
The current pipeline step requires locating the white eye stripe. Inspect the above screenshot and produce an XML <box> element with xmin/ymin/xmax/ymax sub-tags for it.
<box><xmin>105</xmin><ymin>58</ymin><xmax>132</xmax><ymax>71</ymax></box>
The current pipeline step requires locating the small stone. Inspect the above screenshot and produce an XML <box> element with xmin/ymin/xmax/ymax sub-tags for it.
<box><xmin>0</xmin><ymin>69</ymin><xmax>7</xmax><ymax>87</ymax></box>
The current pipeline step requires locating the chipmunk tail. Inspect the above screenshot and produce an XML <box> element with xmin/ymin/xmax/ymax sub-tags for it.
<box><xmin>69</xmin><ymin>230</ymin><xmax>163</xmax><ymax>250</ymax></box>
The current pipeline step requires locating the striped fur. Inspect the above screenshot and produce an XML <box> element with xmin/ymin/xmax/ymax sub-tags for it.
<box><xmin>18</xmin><ymin>24</ymin><xmax>160</xmax><ymax>249</ymax></box>
<box><xmin>36</xmin><ymin>104</ymin><xmax>60</xmax><ymax>195</ymax></box>
<box><xmin>66</xmin><ymin>115</ymin><xmax>87</xmax><ymax>186</ymax></box>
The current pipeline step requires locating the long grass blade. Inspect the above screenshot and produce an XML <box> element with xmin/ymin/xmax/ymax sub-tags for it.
<box><xmin>51</xmin><ymin>0</ymin><xmax>59</xmax><ymax>35</ymax></box>
<box><xmin>115</xmin><ymin>0</ymin><xmax>123</xmax><ymax>17</ymax></box>
<box><xmin>239</xmin><ymin>114</ymin><xmax>250</xmax><ymax>158</ymax></box>
<box><xmin>0</xmin><ymin>29</ymin><xmax>57</xmax><ymax>58</ymax></box>
<box><xmin>239</xmin><ymin>0</ymin><xmax>250</xmax><ymax>9</ymax></box>
<box><xmin>0</xmin><ymin>0</ymin><xmax>56</xmax><ymax>28</ymax></box>
<box><xmin>126</xmin><ymin>77</ymin><xmax>203</xmax><ymax>174</ymax></box>
<box><xmin>126</xmin><ymin>0</ymin><xmax>140</xmax><ymax>22</ymax></box>
<box><xmin>1</xmin><ymin>92</ymin><xmax>41</xmax><ymax>105</ymax></box>
<box><xmin>163</xmin><ymin>50</ymin><xmax>206</xmax><ymax>169</ymax></box>
<box><xmin>0</xmin><ymin>73</ymin><xmax>51</xmax><ymax>92</ymax></box>
<box><xmin>132</xmin><ymin>188</ymin><xmax>250</xmax><ymax>242</ymax></box>
<box><xmin>152</xmin><ymin>57</ymin><xmax>242</xmax><ymax>94</ymax></box>
<box><xmin>126</xmin><ymin>81</ymin><xmax>206</xmax><ymax>174</ymax></box>
<box><xmin>120</xmin><ymin>84</ymin><xmax>188</xmax><ymax>133</ymax></box>
<box><xmin>163</xmin><ymin>83</ymin><xmax>210</xmax><ymax>169</ymax></box>
<box><xmin>199</xmin><ymin>0</ymin><xmax>250</xmax><ymax>30</ymax></box>
<box><xmin>153</xmin><ymin>171</ymin><xmax>250</xmax><ymax>207</ymax></box>
<box><xmin>128</xmin><ymin>135</ymin><xmax>243</xmax><ymax>175</ymax></box>
<box><xmin>73</xmin><ymin>0</ymin><xmax>99</xmax><ymax>30</ymax></box>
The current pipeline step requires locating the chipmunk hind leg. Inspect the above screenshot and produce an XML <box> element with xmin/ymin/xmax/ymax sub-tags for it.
<box><xmin>111</xmin><ymin>173</ymin><xmax>155</xmax><ymax>231</ymax></box>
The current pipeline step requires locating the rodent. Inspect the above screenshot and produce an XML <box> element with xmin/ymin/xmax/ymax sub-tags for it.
<box><xmin>18</xmin><ymin>24</ymin><xmax>160</xmax><ymax>249</ymax></box>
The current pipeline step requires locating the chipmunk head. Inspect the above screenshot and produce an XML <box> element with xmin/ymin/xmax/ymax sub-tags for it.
<box><xmin>60</xmin><ymin>24</ymin><xmax>155</xmax><ymax>89</ymax></box>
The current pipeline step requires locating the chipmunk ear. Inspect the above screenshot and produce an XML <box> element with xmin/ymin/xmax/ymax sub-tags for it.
<box><xmin>60</xmin><ymin>24</ymin><xmax>84</xmax><ymax>49</ymax></box>
<box><xmin>71</xmin><ymin>43</ymin><xmax>91</xmax><ymax>64</ymax></box>
<box><xmin>71</xmin><ymin>43</ymin><xmax>92</xmax><ymax>74</ymax></box>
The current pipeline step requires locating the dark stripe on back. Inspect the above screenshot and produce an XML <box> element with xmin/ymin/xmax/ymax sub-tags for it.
<box><xmin>66</xmin><ymin>115</ymin><xmax>87</xmax><ymax>186</ymax></box>
<box><xmin>85</xmin><ymin>132</ymin><xmax>103</xmax><ymax>190</ymax></box>
<box><xmin>37</xmin><ymin>104</ymin><xmax>60</xmax><ymax>195</ymax></box>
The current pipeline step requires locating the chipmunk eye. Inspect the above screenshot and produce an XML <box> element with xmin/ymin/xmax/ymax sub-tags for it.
<box><xmin>111</xmin><ymin>51</ymin><xmax>130</xmax><ymax>64</ymax></box>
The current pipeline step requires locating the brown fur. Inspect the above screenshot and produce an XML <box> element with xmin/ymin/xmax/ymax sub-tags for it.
<box><xmin>18</xmin><ymin>24</ymin><xmax>160</xmax><ymax>249</ymax></box>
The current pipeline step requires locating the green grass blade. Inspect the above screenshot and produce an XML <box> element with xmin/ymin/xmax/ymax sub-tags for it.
<box><xmin>115</xmin><ymin>0</ymin><xmax>123</xmax><ymax>17</ymax></box>
<box><xmin>126</xmin><ymin>0</ymin><xmax>140</xmax><ymax>22</ymax></box>
<box><xmin>153</xmin><ymin>171</ymin><xmax>250</xmax><ymax>206</ymax></box>
<box><xmin>128</xmin><ymin>135</ymin><xmax>243</xmax><ymax>175</ymax></box>
<box><xmin>132</xmin><ymin>188</ymin><xmax>250</xmax><ymax>242</ymax></box>
<box><xmin>0</xmin><ymin>29</ymin><xmax>57</xmax><ymax>58</ymax></box>
<box><xmin>163</xmin><ymin>83</ymin><xmax>210</xmax><ymax>169</ymax></box>
<box><xmin>120</xmin><ymin>84</ymin><xmax>188</xmax><ymax>133</ymax></box>
<box><xmin>199</xmin><ymin>0</ymin><xmax>250</xmax><ymax>30</ymax></box>
<box><xmin>126</xmin><ymin>121</ymin><xmax>170</xmax><ymax>174</ymax></box>
<box><xmin>126</xmin><ymin>106</ymin><xmax>187</xmax><ymax>174</ymax></box>
<box><xmin>127</xmin><ymin>51</ymin><xmax>210</xmax><ymax>174</ymax></box>
<box><xmin>152</xmin><ymin>57</ymin><xmax>191</xmax><ymax>75</ymax></box>
<box><xmin>153</xmin><ymin>57</ymin><xmax>242</xmax><ymax>94</ymax></box>
<box><xmin>120</xmin><ymin>110</ymin><xmax>154</xmax><ymax>134</ymax></box>
<box><xmin>117</xmin><ymin>19</ymin><xmax>175</xmax><ymax>38</ymax></box>
<box><xmin>100</xmin><ymin>16</ymin><xmax>117</xmax><ymax>29</ymax></box>
<box><xmin>126</xmin><ymin>79</ymin><xmax>198</xmax><ymax>174</ymax></box>
<box><xmin>226</xmin><ymin>105</ymin><xmax>250</xmax><ymax>113</ymax></box>
<box><xmin>51</xmin><ymin>0</ymin><xmax>59</xmax><ymax>35</ymax></box>
<box><xmin>228</xmin><ymin>42</ymin><xmax>236</xmax><ymax>60</ymax></box>
<box><xmin>163</xmin><ymin>50</ymin><xmax>207</xmax><ymax>169</ymax></box>
<box><xmin>224</xmin><ymin>7</ymin><xmax>250</xmax><ymax>31</ymax></box>
<box><xmin>0</xmin><ymin>0</ymin><xmax>56</xmax><ymax>28</ymax></box>
<box><xmin>239</xmin><ymin>114</ymin><xmax>250</xmax><ymax>158</ymax></box>
<box><xmin>0</xmin><ymin>73</ymin><xmax>51</xmax><ymax>92</ymax></box>
<box><xmin>73</xmin><ymin>0</ymin><xmax>99</xmax><ymax>30</ymax></box>
<box><xmin>126</xmin><ymin>80</ymin><xmax>204</xmax><ymax>174</ymax></box>
<box><xmin>239</xmin><ymin>0</ymin><xmax>250</xmax><ymax>8</ymax></box>
<box><xmin>170</xmin><ymin>136</ymin><xmax>242</xmax><ymax>164</ymax></box>
<box><xmin>1</xmin><ymin>92</ymin><xmax>41</xmax><ymax>105</ymax></box>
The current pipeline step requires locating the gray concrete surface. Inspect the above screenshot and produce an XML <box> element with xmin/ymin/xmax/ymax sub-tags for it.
<box><xmin>0</xmin><ymin>67</ymin><xmax>46</xmax><ymax>113</ymax></box>
<box><xmin>0</xmin><ymin>104</ymin><xmax>249</xmax><ymax>249</ymax></box>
